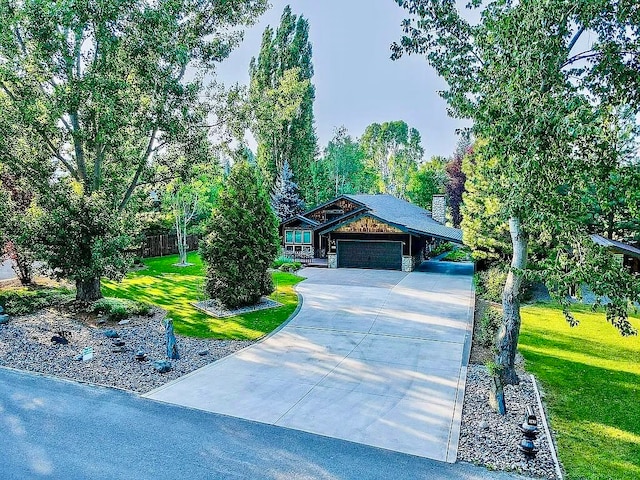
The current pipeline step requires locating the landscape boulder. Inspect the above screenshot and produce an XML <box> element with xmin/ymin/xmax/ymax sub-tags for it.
<box><xmin>153</xmin><ymin>360</ymin><xmax>172</xmax><ymax>373</ymax></box>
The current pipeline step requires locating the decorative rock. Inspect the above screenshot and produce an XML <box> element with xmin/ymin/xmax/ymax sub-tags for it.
<box><xmin>0</xmin><ymin>314</ymin><xmax>9</xmax><ymax>325</ymax></box>
<box><xmin>118</xmin><ymin>319</ymin><xmax>131</xmax><ymax>325</ymax></box>
<box><xmin>153</xmin><ymin>360</ymin><xmax>172</xmax><ymax>373</ymax></box>
<box><xmin>164</xmin><ymin>319</ymin><xmax>179</xmax><ymax>360</ymax></box>
<box><xmin>197</xmin><ymin>349</ymin><xmax>209</xmax><ymax>356</ymax></box>
<box><xmin>135</xmin><ymin>349</ymin><xmax>146</xmax><ymax>361</ymax></box>
<box><xmin>104</xmin><ymin>330</ymin><xmax>119</xmax><ymax>338</ymax></box>
<box><xmin>479</xmin><ymin>420</ymin><xmax>489</xmax><ymax>430</ymax></box>
<box><xmin>73</xmin><ymin>354</ymin><xmax>83</xmax><ymax>361</ymax></box>
<box><xmin>112</xmin><ymin>339</ymin><xmax>126</xmax><ymax>347</ymax></box>
<box><xmin>111</xmin><ymin>346</ymin><xmax>126</xmax><ymax>353</ymax></box>
<box><xmin>51</xmin><ymin>335</ymin><xmax>69</xmax><ymax>345</ymax></box>
<box><xmin>96</xmin><ymin>318</ymin><xmax>107</xmax><ymax>325</ymax></box>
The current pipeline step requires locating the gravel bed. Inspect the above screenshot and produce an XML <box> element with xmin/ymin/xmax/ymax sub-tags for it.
<box><xmin>193</xmin><ymin>297</ymin><xmax>282</xmax><ymax>318</ymax></box>
<box><xmin>458</xmin><ymin>364</ymin><xmax>558</xmax><ymax>479</ymax></box>
<box><xmin>0</xmin><ymin>309</ymin><xmax>253</xmax><ymax>394</ymax></box>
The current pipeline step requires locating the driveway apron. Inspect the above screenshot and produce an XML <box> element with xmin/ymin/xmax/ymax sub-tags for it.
<box><xmin>146</xmin><ymin>265</ymin><xmax>475</xmax><ymax>462</ymax></box>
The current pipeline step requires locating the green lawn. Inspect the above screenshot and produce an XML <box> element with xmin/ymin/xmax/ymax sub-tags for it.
<box><xmin>102</xmin><ymin>252</ymin><xmax>304</xmax><ymax>340</ymax></box>
<box><xmin>520</xmin><ymin>303</ymin><xmax>640</xmax><ymax>480</ymax></box>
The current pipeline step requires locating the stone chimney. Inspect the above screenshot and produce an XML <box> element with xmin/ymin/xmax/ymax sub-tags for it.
<box><xmin>431</xmin><ymin>195</ymin><xmax>446</xmax><ymax>224</ymax></box>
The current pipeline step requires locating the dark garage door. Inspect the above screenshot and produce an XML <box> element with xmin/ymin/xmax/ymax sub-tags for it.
<box><xmin>337</xmin><ymin>241</ymin><xmax>402</xmax><ymax>270</ymax></box>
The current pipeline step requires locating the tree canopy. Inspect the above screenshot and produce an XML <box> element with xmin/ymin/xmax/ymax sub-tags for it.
<box><xmin>249</xmin><ymin>5</ymin><xmax>317</xmax><ymax>199</ymax></box>
<box><xmin>0</xmin><ymin>0</ymin><xmax>267</xmax><ymax>300</ymax></box>
<box><xmin>393</xmin><ymin>0</ymin><xmax>640</xmax><ymax>385</ymax></box>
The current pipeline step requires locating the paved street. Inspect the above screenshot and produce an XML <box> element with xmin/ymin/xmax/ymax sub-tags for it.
<box><xmin>0</xmin><ymin>259</ymin><xmax>16</xmax><ymax>280</ymax></box>
<box><xmin>0</xmin><ymin>367</ymin><xmax>530</xmax><ymax>480</ymax></box>
<box><xmin>148</xmin><ymin>265</ymin><xmax>475</xmax><ymax>462</ymax></box>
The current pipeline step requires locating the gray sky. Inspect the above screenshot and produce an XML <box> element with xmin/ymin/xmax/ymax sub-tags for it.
<box><xmin>216</xmin><ymin>0</ymin><xmax>469</xmax><ymax>159</ymax></box>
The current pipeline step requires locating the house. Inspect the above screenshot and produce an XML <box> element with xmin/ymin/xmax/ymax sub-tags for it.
<box><xmin>279</xmin><ymin>194</ymin><xmax>463</xmax><ymax>272</ymax></box>
<box><xmin>590</xmin><ymin>234</ymin><xmax>640</xmax><ymax>274</ymax></box>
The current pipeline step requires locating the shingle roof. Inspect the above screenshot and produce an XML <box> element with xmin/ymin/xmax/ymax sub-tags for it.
<box><xmin>344</xmin><ymin>194</ymin><xmax>463</xmax><ymax>243</ymax></box>
<box><xmin>590</xmin><ymin>234</ymin><xmax>640</xmax><ymax>258</ymax></box>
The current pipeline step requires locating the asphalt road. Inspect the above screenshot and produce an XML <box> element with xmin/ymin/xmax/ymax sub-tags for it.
<box><xmin>0</xmin><ymin>259</ymin><xmax>16</xmax><ymax>280</ymax></box>
<box><xmin>0</xmin><ymin>368</ymin><xmax>528</xmax><ymax>480</ymax></box>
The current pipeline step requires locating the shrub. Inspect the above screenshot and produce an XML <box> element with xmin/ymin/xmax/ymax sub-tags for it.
<box><xmin>429</xmin><ymin>241</ymin><xmax>455</xmax><ymax>257</ymax></box>
<box><xmin>442</xmin><ymin>248</ymin><xmax>472</xmax><ymax>262</ymax></box>
<box><xmin>478</xmin><ymin>306</ymin><xmax>502</xmax><ymax>347</ymax></box>
<box><xmin>278</xmin><ymin>262</ymin><xmax>301</xmax><ymax>273</ymax></box>
<box><xmin>272</xmin><ymin>256</ymin><xmax>291</xmax><ymax>269</ymax></box>
<box><xmin>475</xmin><ymin>264</ymin><xmax>534</xmax><ymax>303</ymax></box>
<box><xmin>90</xmin><ymin>297</ymin><xmax>152</xmax><ymax>321</ymax></box>
<box><xmin>475</xmin><ymin>266</ymin><xmax>508</xmax><ymax>303</ymax></box>
<box><xmin>0</xmin><ymin>288</ymin><xmax>73</xmax><ymax>315</ymax></box>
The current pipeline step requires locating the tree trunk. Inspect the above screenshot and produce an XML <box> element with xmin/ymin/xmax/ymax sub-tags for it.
<box><xmin>9</xmin><ymin>246</ymin><xmax>33</xmax><ymax>285</ymax></box>
<box><xmin>496</xmin><ymin>216</ymin><xmax>528</xmax><ymax>385</ymax></box>
<box><xmin>175</xmin><ymin>211</ymin><xmax>187</xmax><ymax>265</ymax></box>
<box><xmin>76</xmin><ymin>277</ymin><xmax>102</xmax><ymax>302</ymax></box>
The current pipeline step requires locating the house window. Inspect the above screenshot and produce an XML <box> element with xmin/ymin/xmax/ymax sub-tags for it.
<box><xmin>285</xmin><ymin>229</ymin><xmax>312</xmax><ymax>245</ymax></box>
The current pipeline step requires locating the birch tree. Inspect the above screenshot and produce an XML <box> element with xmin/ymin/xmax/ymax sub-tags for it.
<box><xmin>393</xmin><ymin>0</ymin><xmax>640</xmax><ymax>392</ymax></box>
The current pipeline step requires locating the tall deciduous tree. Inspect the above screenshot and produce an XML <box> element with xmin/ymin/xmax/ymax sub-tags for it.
<box><xmin>360</xmin><ymin>121</ymin><xmax>424</xmax><ymax>198</ymax></box>
<box><xmin>578</xmin><ymin>106</ymin><xmax>640</xmax><ymax>242</ymax></box>
<box><xmin>407</xmin><ymin>156</ymin><xmax>447</xmax><ymax>210</ymax></box>
<box><xmin>309</xmin><ymin>126</ymin><xmax>377</xmax><ymax>206</ymax></box>
<box><xmin>0</xmin><ymin>0</ymin><xmax>267</xmax><ymax>301</ymax></box>
<box><xmin>200</xmin><ymin>159</ymin><xmax>279</xmax><ymax>309</ymax></box>
<box><xmin>249</xmin><ymin>5</ymin><xmax>317</xmax><ymax>199</ymax></box>
<box><xmin>393</xmin><ymin>0</ymin><xmax>640</xmax><ymax>389</ymax></box>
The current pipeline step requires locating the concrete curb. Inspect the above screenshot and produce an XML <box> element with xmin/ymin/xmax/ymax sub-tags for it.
<box><xmin>445</xmin><ymin>278</ymin><xmax>476</xmax><ymax>463</ymax></box>
<box><xmin>530</xmin><ymin>374</ymin><xmax>564</xmax><ymax>480</ymax></box>
<box><xmin>144</xmin><ymin>274</ymin><xmax>306</xmax><ymax>398</ymax></box>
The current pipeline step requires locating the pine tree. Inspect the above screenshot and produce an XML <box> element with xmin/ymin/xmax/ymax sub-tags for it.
<box><xmin>200</xmin><ymin>160</ymin><xmax>279</xmax><ymax>309</ymax></box>
<box><xmin>271</xmin><ymin>160</ymin><xmax>305</xmax><ymax>221</ymax></box>
<box><xmin>249</xmin><ymin>5</ymin><xmax>317</xmax><ymax>200</ymax></box>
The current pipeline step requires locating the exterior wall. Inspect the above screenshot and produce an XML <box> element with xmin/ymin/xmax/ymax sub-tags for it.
<box><xmin>402</xmin><ymin>254</ymin><xmax>423</xmax><ymax>272</ymax></box>
<box><xmin>327</xmin><ymin>253</ymin><xmax>337</xmax><ymax>269</ymax></box>
<box><xmin>307</xmin><ymin>198</ymin><xmax>360</xmax><ymax>224</ymax></box>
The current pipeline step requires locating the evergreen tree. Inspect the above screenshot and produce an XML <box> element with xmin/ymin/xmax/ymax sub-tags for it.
<box><xmin>200</xmin><ymin>160</ymin><xmax>279</xmax><ymax>309</ymax></box>
<box><xmin>271</xmin><ymin>160</ymin><xmax>305</xmax><ymax>221</ymax></box>
<box><xmin>249</xmin><ymin>5</ymin><xmax>317</xmax><ymax>199</ymax></box>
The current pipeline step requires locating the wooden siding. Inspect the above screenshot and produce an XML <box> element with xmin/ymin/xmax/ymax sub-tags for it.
<box><xmin>307</xmin><ymin>198</ymin><xmax>360</xmax><ymax>223</ymax></box>
<box><xmin>335</xmin><ymin>216</ymin><xmax>402</xmax><ymax>234</ymax></box>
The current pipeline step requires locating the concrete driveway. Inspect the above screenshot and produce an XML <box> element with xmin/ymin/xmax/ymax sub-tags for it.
<box><xmin>147</xmin><ymin>264</ymin><xmax>475</xmax><ymax>463</ymax></box>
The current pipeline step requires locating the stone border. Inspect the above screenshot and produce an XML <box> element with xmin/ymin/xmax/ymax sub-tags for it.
<box><xmin>531</xmin><ymin>374</ymin><xmax>564</xmax><ymax>480</ymax></box>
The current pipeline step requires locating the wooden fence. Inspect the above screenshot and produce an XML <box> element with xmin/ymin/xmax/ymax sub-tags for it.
<box><xmin>140</xmin><ymin>234</ymin><xmax>200</xmax><ymax>258</ymax></box>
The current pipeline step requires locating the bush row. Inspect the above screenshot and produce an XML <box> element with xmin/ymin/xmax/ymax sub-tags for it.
<box><xmin>0</xmin><ymin>287</ymin><xmax>151</xmax><ymax>320</ymax></box>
